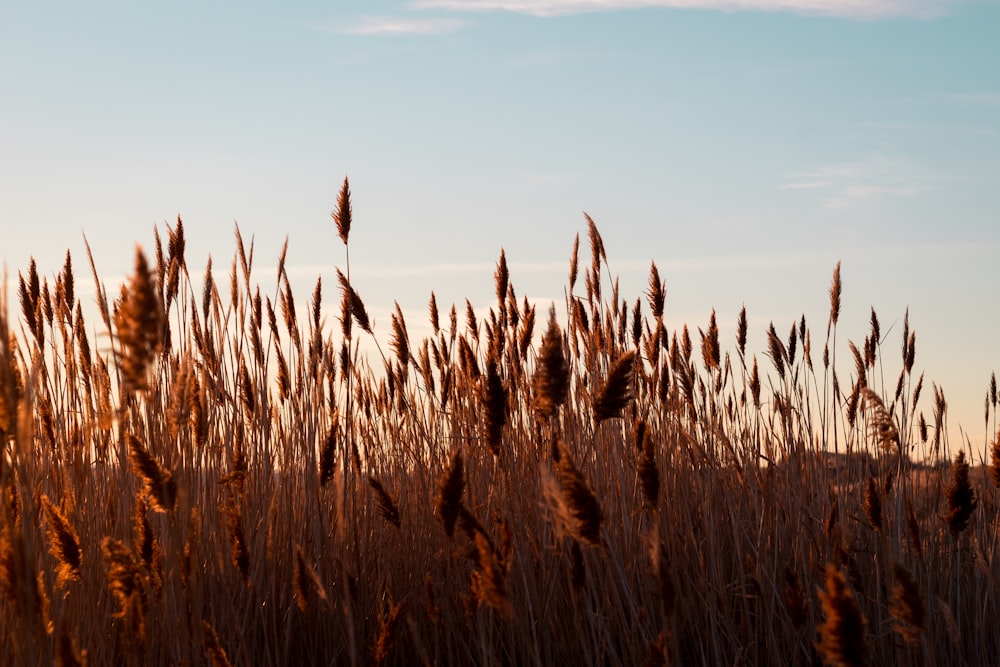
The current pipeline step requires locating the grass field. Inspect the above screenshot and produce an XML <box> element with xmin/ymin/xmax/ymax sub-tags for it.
<box><xmin>2</xmin><ymin>180</ymin><xmax>999</xmax><ymax>665</ymax></box>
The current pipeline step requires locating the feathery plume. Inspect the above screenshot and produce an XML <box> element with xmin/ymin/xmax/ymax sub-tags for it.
<box><xmin>336</xmin><ymin>268</ymin><xmax>372</xmax><ymax>335</ymax></box>
<box><xmin>699</xmin><ymin>309</ymin><xmax>720</xmax><ymax>371</ymax></box>
<box><xmin>829</xmin><ymin>261</ymin><xmax>842</xmax><ymax>329</ymax></box>
<box><xmin>101</xmin><ymin>537</ymin><xmax>147</xmax><ymax>641</ymax></box>
<box><xmin>736</xmin><ymin>305</ymin><xmax>748</xmax><ymax>359</ymax></box>
<box><xmin>550</xmin><ymin>441</ymin><xmax>604</xmax><ymax>546</ymax></box>
<box><xmin>293</xmin><ymin>545</ymin><xmax>328</xmax><ymax>612</ymax></box>
<box><xmin>481</xmin><ymin>356</ymin><xmax>507</xmax><ymax>456</ymax></box>
<box><xmin>945</xmin><ymin>450</ymin><xmax>977</xmax><ymax>535</ymax></box>
<box><xmin>471</xmin><ymin>529</ymin><xmax>513</xmax><ymax>617</ymax></box>
<box><xmin>39</xmin><ymin>494</ymin><xmax>82</xmax><ymax>591</ymax></box>
<box><xmin>889</xmin><ymin>562</ymin><xmax>925</xmax><ymax>645</ymax></box>
<box><xmin>332</xmin><ymin>176</ymin><xmax>352</xmax><ymax>245</ymax></box>
<box><xmin>862</xmin><ymin>478</ymin><xmax>882</xmax><ymax>533</ymax></box>
<box><xmin>637</xmin><ymin>427</ymin><xmax>660</xmax><ymax>511</ymax></box>
<box><xmin>127</xmin><ymin>434</ymin><xmax>177</xmax><ymax>513</ymax></box>
<box><xmin>861</xmin><ymin>388</ymin><xmax>898</xmax><ymax>450</ymax></box>
<box><xmin>533</xmin><ymin>306</ymin><xmax>569</xmax><ymax>418</ymax></box>
<box><xmin>816</xmin><ymin>563</ymin><xmax>869</xmax><ymax>667</ymax></box>
<box><xmin>115</xmin><ymin>248</ymin><xmax>164</xmax><ymax>392</ymax></box>
<box><xmin>647</xmin><ymin>261</ymin><xmax>665</xmax><ymax>320</ymax></box>
<box><xmin>320</xmin><ymin>424</ymin><xmax>337</xmax><ymax>487</ymax></box>
<box><xmin>593</xmin><ymin>350</ymin><xmax>636</xmax><ymax>422</ymax></box>
<box><xmin>767</xmin><ymin>322</ymin><xmax>786</xmax><ymax>381</ymax></box>
<box><xmin>369</xmin><ymin>476</ymin><xmax>401</xmax><ymax>528</ymax></box>
<box><xmin>436</xmin><ymin>449</ymin><xmax>465</xmax><ymax>538</ymax></box>
<box><xmin>223</xmin><ymin>499</ymin><xmax>250</xmax><ymax>585</ymax></box>
<box><xmin>372</xmin><ymin>597</ymin><xmax>404</xmax><ymax>666</ymax></box>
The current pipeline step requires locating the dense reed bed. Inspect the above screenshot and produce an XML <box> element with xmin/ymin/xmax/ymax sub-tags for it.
<box><xmin>2</xmin><ymin>179</ymin><xmax>999</xmax><ymax>665</ymax></box>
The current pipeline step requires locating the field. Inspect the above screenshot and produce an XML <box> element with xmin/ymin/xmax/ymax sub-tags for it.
<box><xmin>2</xmin><ymin>180</ymin><xmax>999</xmax><ymax>666</ymax></box>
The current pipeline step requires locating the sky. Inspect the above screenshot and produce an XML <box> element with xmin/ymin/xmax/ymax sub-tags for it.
<box><xmin>1</xmin><ymin>0</ymin><xmax>998</xmax><ymax>451</ymax></box>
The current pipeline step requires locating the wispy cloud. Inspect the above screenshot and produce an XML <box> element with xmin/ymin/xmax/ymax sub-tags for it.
<box><xmin>940</xmin><ymin>91</ymin><xmax>1000</xmax><ymax>107</ymax></box>
<box><xmin>320</xmin><ymin>16</ymin><xmax>470</xmax><ymax>36</ymax></box>
<box><xmin>782</xmin><ymin>156</ymin><xmax>939</xmax><ymax>207</ymax></box>
<box><xmin>411</xmin><ymin>0</ymin><xmax>959</xmax><ymax>19</ymax></box>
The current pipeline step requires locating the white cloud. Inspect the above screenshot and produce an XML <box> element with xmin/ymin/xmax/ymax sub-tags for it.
<box><xmin>411</xmin><ymin>0</ymin><xmax>960</xmax><ymax>19</ymax></box>
<box><xmin>781</xmin><ymin>156</ymin><xmax>940</xmax><ymax>207</ymax></box>
<box><xmin>324</xmin><ymin>16</ymin><xmax>470</xmax><ymax>36</ymax></box>
<box><xmin>941</xmin><ymin>92</ymin><xmax>1000</xmax><ymax>107</ymax></box>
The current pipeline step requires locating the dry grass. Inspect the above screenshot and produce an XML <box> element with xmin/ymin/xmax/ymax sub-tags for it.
<box><xmin>2</xmin><ymin>181</ymin><xmax>1000</xmax><ymax>665</ymax></box>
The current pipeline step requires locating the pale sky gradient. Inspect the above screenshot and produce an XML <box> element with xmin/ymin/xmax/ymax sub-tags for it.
<box><xmin>1</xmin><ymin>1</ymin><xmax>998</xmax><ymax>449</ymax></box>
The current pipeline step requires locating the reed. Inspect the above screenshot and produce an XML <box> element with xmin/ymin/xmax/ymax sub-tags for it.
<box><xmin>0</xmin><ymin>188</ymin><xmax>998</xmax><ymax>665</ymax></box>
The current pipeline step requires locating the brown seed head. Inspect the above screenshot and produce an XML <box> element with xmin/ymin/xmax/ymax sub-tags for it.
<box><xmin>533</xmin><ymin>306</ymin><xmax>569</xmax><ymax>419</ymax></box>
<box><xmin>436</xmin><ymin>449</ymin><xmax>465</xmax><ymax>538</ymax></box>
<box><xmin>127</xmin><ymin>434</ymin><xmax>177</xmax><ymax>513</ymax></box>
<box><xmin>863</xmin><ymin>478</ymin><xmax>882</xmax><ymax>532</ymax></box>
<box><xmin>594</xmin><ymin>350</ymin><xmax>636</xmax><ymax>422</ymax></box>
<box><xmin>816</xmin><ymin>563</ymin><xmax>869</xmax><ymax>667</ymax></box>
<box><xmin>40</xmin><ymin>494</ymin><xmax>81</xmax><ymax>591</ymax></box>
<box><xmin>889</xmin><ymin>562</ymin><xmax>925</xmax><ymax>645</ymax></box>
<box><xmin>115</xmin><ymin>247</ymin><xmax>164</xmax><ymax>392</ymax></box>
<box><xmin>945</xmin><ymin>450</ymin><xmax>978</xmax><ymax>535</ymax></box>
<box><xmin>369</xmin><ymin>476</ymin><xmax>401</xmax><ymax>528</ymax></box>
<box><xmin>829</xmin><ymin>261</ymin><xmax>842</xmax><ymax>329</ymax></box>
<box><xmin>553</xmin><ymin>441</ymin><xmax>604</xmax><ymax>546</ymax></box>
<box><xmin>699</xmin><ymin>309</ymin><xmax>720</xmax><ymax>371</ymax></box>
<box><xmin>332</xmin><ymin>176</ymin><xmax>352</xmax><ymax>245</ymax></box>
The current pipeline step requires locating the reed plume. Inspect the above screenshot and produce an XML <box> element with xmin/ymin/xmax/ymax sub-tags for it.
<box><xmin>223</xmin><ymin>499</ymin><xmax>250</xmax><ymax>586</ymax></box>
<box><xmin>332</xmin><ymin>176</ymin><xmax>352</xmax><ymax>246</ymax></box>
<box><xmin>548</xmin><ymin>440</ymin><xmax>604</xmax><ymax>546</ymax></box>
<box><xmin>889</xmin><ymin>562</ymin><xmax>925</xmax><ymax>645</ymax></box>
<box><xmin>481</xmin><ymin>355</ymin><xmax>507</xmax><ymax>456</ymax></box>
<box><xmin>293</xmin><ymin>545</ymin><xmax>327</xmax><ymax>612</ymax></box>
<box><xmin>368</xmin><ymin>476</ymin><xmax>401</xmax><ymax>528</ymax></box>
<box><xmin>637</xmin><ymin>432</ymin><xmax>660</xmax><ymax>511</ymax></box>
<box><xmin>372</xmin><ymin>597</ymin><xmax>404</xmax><ymax>666</ymax></box>
<box><xmin>471</xmin><ymin>529</ymin><xmax>513</xmax><ymax>617</ymax></box>
<box><xmin>336</xmin><ymin>268</ymin><xmax>372</xmax><ymax>335</ymax></box>
<box><xmin>114</xmin><ymin>247</ymin><xmax>164</xmax><ymax>392</ymax></box>
<box><xmin>767</xmin><ymin>322</ymin><xmax>786</xmax><ymax>381</ymax></box>
<box><xmin>127</xmin><ymin>434</ymin><xmax>177</xmax><ymax>513</ymax></box>
<box><xmin>320</xmin><ymin>423</ymin><xmax>336</xmax><ymax>486</ymax></box>
<box><xmin>699</xmin><ymin>309</ymin><xmax>720</xmax><ymax>371</ymax></box>
<box><xmin>436</xmin><ymin>449</ymin><xmax>465</xmax><ymax>538</ymax></box>
<box><xmin>944</xmin><ymin>450</ymin><xmax>977</xmax><ymax>535</ymax></box>
<box><xmin>861</xmin><ymin>388</ymin><xmax>899</xmax><ymax>451</ymax></box>
<box><xmin>816</xmin><ymin>563</ymin><xmax>869</xmax><ymax>667</ymax></box>
<box><xmin>647</xmin><ymin>261</ymin><xmax>665</xmax><ymax>321</ymax></box>
<box><xmin>39</xmin><ymin>494</ymin><xmax>81</xmax><ymax>591</ymax></box>
<box><xmin>101</xmin><ymin>537</ymin><xmax>147</xmax><ymax>641</ymax></box>
<box><xmin>593</xmin><ymin>350</ymin><xmax>636</xmax><ymax>422</ymax></box>
<box><xmin>532</xmin><ymin>306</ymin><xmax>569</xmax><ymax>419</ymax></box>
<box><xmin>829</xmin><ymin>261</ymin><xmax>842</xmax><ymax>330</ymax></box>
<box><xmin>862</xmin><ymin>478</ymin><xmax>882</xmax><ymax>533</ymax></box>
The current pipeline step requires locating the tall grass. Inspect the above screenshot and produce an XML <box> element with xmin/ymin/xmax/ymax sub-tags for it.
<box><xmin>1</xmin><ymin>179</ymin><xmax>999</xmax><ymax>665</ymax></box>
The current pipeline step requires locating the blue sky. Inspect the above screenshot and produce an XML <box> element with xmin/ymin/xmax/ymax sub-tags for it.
<box><xmin>1</xmin><ymin>1</ymin><xmax>998</xmax><ymax>449</ymax></box>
